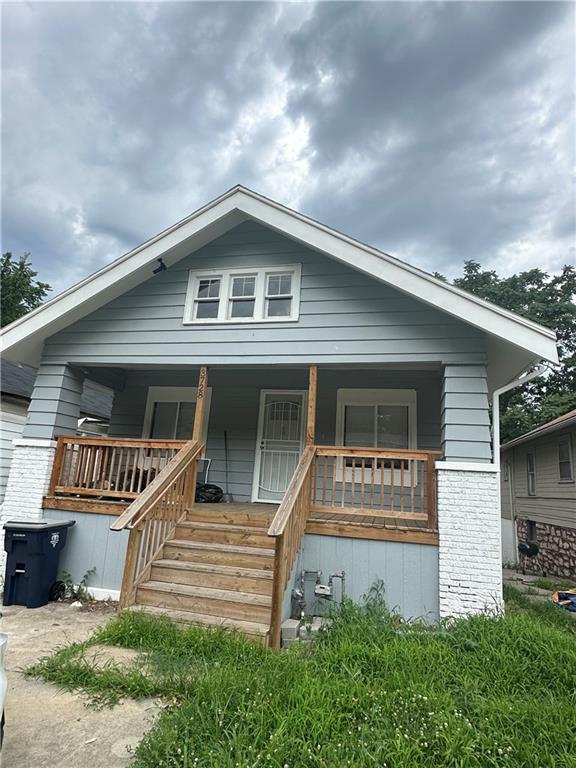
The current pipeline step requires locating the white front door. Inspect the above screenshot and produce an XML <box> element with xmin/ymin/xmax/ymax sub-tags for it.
<box><xmin>252</xmin><ymin>390</ymin><xmax>307</xmax><ymax>502</ymax></box>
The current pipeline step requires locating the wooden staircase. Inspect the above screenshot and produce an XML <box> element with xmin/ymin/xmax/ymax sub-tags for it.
<box><xmin>130</xmin><ymin>504</ymin><xmax>278</xmax><ymax>644</ymax></box>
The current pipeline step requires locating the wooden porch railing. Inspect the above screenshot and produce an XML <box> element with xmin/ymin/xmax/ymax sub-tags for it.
<box><xmin>311</xmin><ymin>447</ymin><xmax>441</xmax><ymax>529</ymax></box>
<box><xmin>110</xmin><ymin>440</ymin><xmax>204</xmax><ymax>608</ymax></box>
<box><xmin>48</xmin><ymin>436</ymin><xmax>187</xmax><ymax>500</ymax></box>
<box><xmin>267</xmin><ymin>446</ymin><xmax>316</xmax><ymax>648</ymax></box>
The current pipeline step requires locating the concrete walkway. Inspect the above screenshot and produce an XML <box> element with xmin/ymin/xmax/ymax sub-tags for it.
<box><xmin>0</xmin><ymin>602</ymin><xmax>159</xmax><ymax>768</ymax></box>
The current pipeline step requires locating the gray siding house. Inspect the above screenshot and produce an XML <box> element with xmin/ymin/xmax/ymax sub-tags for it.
<box><xmin>501</xmin><ymin>409</ymin><xmax>575</xmax><ymax>577</ymax></box>
<box><xmin>0</xmin><ymin>186</ymin><xmax>559</xmax><ymax>645</ymax></box>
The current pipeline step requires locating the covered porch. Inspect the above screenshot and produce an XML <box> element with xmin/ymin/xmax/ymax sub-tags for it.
<box><xmin>15</xmin><ymin>360</ymin><xmax>492</xmax><ymax>644</ymax></box>
<box><xmin>42</xmin><ymin>363</ymin><xmax>448</xmax><ymax>540</ymax></box>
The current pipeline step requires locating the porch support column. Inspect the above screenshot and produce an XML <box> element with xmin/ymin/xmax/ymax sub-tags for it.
<box><xmin>306</xmin><ymin>365</ymin><xmax>317</xmax><ymax>446</ymax></box>
<box><xmin>1</xmin><ymin>362</ymin><xmax>85</xmax><ymax>571</ymax></box>
<box><xmin>437</xmin><ymin>364</ymin><xmax>502</xmax><ymax>619</ymax></box>
<box><xmin>192</xmin><ymin>366</ymin><xmax>208</xmax><ymax>444</ymax></box>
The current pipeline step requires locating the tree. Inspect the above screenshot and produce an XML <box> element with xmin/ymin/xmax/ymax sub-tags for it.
<box><xmin>1</xmin><ymin>252</ymin><xmax>51</xmax><ymax>327</ymax></box>
<box><xmin>435</xmin><ymin>262</ymin><xmax>576</xmax><ymax>442</ymax></box>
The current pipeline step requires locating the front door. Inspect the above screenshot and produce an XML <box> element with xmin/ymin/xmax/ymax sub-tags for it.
<box><xmin>252</xmin><ymin>390</ymin><xmax>307</xmax><ymax>502</ymax></box>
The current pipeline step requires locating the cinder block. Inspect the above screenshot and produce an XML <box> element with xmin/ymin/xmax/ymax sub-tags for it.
<box><xmin>281</xmin><ymin>618</ymin><xmax>301</xmax><ymax>642</ymax></box>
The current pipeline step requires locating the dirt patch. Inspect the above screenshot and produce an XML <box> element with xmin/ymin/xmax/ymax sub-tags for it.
<box><xmin>82</xmin><ymin>644</ymin><xmax>143</xmax><ymax>671</ymax></box>
<box><xmin>0</xmin><ymin>602</ymin><xmax>160</xmax><ymax>767</ymax></box>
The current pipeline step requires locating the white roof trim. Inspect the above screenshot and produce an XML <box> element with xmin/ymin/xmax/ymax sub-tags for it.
<box><xmin>1</xmin><ymin>185</ymin><xmax>559</xmax><ymax>367</ymax></box>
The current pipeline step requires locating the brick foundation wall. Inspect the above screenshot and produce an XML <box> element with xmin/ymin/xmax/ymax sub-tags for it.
<box><xmin>437</xmin><ymin>466</ymin><xmax>502</xmax><ymax>618</ymax></box>
<box><xmin>516</xmin><ymin>518</ymin><xmax>576</xmax><ymax>579</ymax></box>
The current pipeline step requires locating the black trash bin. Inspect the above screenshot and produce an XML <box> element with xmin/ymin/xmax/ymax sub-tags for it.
<box><xmin>3</xmin><ymin>520</ymin><xmax>75</xmax><ymax>608</ymax></box>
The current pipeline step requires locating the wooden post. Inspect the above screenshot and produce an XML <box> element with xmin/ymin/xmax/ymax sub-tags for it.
<box><xmin>427</xmin><ymin>454</ymin><xmax>437</xmax><ymax>531</ymax></box>
<box><xmin>306</xmin><ymin>365</ymin><xmax>317</xmax><ymax>446</ymax></box>
<box><xmin>48</xmin><ymin>436</ymin><xmax>66</xmax><ymax>494</ymax></box>
<box><xmin>119</xmin><ymin>526</ymin><xmax>142</xmax><ymax>609</ymax></box>
<box><xmin>192</xmin><ymin>366</ymin><xmax>208</xmax><ymax>444</ymax></box>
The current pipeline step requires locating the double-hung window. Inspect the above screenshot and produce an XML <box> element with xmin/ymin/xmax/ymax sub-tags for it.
<box><xmin>143</xmin><ymin>387</ymin><xmax>212</xmax><ymax>443</ymax></box>
<box><xmin>185</xmin><ymin>265</ymin><xmax>301</xmax><ymax>323</ymax></box>
<box><xmin>335</xmin><ymin>389</ymin><xmax>417</xmax><ymax>483</ymax></box>
<box><xmin>558</xmin><ymin>436</ymin><xmax>574</xmax><ymax>482</ymax></box>
<box><xmin>526</xmin><ymin>452</ymin><xmax>536</xmax><ymax>496</ymax></box>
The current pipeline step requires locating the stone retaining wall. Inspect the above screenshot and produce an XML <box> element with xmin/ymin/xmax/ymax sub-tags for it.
<box><xmin>516</xmin><ymin>518</ymin><xmax>576</xmax><ymax>579</ymax></box>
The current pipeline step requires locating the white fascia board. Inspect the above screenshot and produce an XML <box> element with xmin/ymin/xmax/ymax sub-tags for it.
<box><xmin>1</xmin><ymin>190</ymin><xmax>245</xmax><ymax>364</ymax></box>
<box><xmin>234</xmin><ymin>190</ymin><xmax>559</xmax><ymax>364</ymax></box>
<box><xmin>1</xmin><ymin>185</ymin><xmax>559</xmax><ymax>368</ymax></box>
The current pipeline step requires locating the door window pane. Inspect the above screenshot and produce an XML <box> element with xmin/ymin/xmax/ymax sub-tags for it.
<box><xmin>150</xmin><ymin>402</ymin><xmax>178</xmax><ymax>439</ymax></box>
<box><xmin>344</xmin><ymin>405</ymin><xmax>375</xmax><ymax>447</ymax></box>
<box><xmin>377</xmin><ymin>405</ymin><xmax>408</xmax><ymax>449</ymax></box>
<box><xmin>175</xmin><ymin>401</ymin><xmax>196</xmax><ymax>439</ymax></box>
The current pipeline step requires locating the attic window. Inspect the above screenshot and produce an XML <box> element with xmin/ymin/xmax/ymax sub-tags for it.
<box><xmin>184</xmin><ymin>265</ymin><xmax>301</xmax><ymax>324</ymax></box>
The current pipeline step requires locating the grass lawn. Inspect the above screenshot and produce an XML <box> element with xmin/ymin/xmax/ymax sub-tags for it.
<box><xmin>27</xmin><ymin>585</ymin><xmax>576</xmax><ymax>768</ymax></box>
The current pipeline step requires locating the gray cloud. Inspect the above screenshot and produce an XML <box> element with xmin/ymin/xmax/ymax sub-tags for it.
<box><xmin>1</xmin><ymin>1</ymin><xmax>573</xmax><ymax>296</ymax></box>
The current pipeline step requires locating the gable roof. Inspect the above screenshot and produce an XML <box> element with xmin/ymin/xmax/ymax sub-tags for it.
<box><xmin>0</xmin><ymin>185</ymin><xmax>558</xmax><ymax>384</ymax></box>
<box><xmin>1</xmin><ymin>360</ymin><xmax>113</xmax><ymax>420</ymax></box>
<box><xmin>501</xmin><ymin>409</ymin><xmax>576</xmax><ymax>451</ymax></box>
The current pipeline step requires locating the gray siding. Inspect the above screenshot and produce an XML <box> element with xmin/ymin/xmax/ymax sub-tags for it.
<box><xmin>441</xmin><ymin>365</ymin><xmax>492</xmax><ymax>462</ymax></box>
<box><xmin>0</xmin><ymin>404</ymin><xmax>26</xmax><ymax>502</ymax></box>
<box><xmin>503</xmin><ymin>426</ymin><xmax>576</xmax><ymax>529</ymax></box>
<box><xmin>44</xmin><ymin>508</ymin><xmax>128</xmax><ymax>592</ymax></box>
<box><xmin>42</xmin><ymin>221</ymin><xmax>487</xmax><ymax>367</ymax></box>
<box><xmin>23</xmin><ymin>363</ymin><xmax>84</xmax><ymax>440</ymax></box>
<box><xmin>110</xmin><ymin>367</ymin><xmax>443</xmax><ymax>502</ymax></box>
<box><xmin>300</xmin><ymin>534</ymin><xmax>439</xmax><ymax>621</ymax></box>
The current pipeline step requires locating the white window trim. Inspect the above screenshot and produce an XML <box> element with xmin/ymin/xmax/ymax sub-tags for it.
<box><xmin>183</xmin><ymin>264</ymin><xmax>302</xmax><ymax>324</ymax></box>
<box><xmin>142</xmin><ymin>386</ymin><xmax>212</xmax><ymax>445</ymax></box>
<box><xmin>558</xmin><ymin>435</ymin><xmax>574</xmax><ymax>483</ymax></box>
<box><xmin>335</xmin><ymin>388</ymin><xmax>418</xmax><ymax>485</ymax></box>
<box><xmin>526</xmin><ymin>451</ymin><xmax>536</xmax><ymax>496</ymax></box>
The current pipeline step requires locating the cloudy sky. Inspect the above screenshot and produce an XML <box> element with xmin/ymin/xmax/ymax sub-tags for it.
<box><xmin>2</xmin><ymin>1</ymin><xmax>574</xmax><ymax>296</ymax></box>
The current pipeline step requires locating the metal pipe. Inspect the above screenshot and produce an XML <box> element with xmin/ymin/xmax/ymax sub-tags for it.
<box><xmin>492</xmin><ymin>364</ymin><xmax>546</xmax><ymax>559</ymax></box>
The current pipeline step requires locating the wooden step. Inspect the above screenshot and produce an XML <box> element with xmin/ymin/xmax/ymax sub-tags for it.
<box><xmin>175</xmin><ymin>521</ymin><xmax>272</xmax><ymax>547</ymax></box>
<box><xmin>150</xmin><ymin>559</ymin><xmax>273</xmax><ymax>595</ymax></box>
<box><xmin>136</xmin><ymin>581</ymin><xmax>272</xmax><ymax>624</ymax></box>
<box><xmin>128</xmin><ymin>604</ymin><xmax>269</xmax><ymax>644</ymax></box>
<box><xmin>164</xmin><ymin>539</ymin><xmax>275</xmax><ymax>570</ymax></box>
<box><xmin>186</xmin><ymin>509</ymin><xmax>275</xmax><ymax>528</ymax></box>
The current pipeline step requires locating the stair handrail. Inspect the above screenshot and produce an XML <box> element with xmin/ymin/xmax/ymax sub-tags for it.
<box><xmin>267</xmin><ymin>445</ymin><xmax>316</xmax><ymax>648</ymax></box>
<box><xmin>111</xmin><ymin>440</ymin><xmax>203</xmax><ymax>531</ymax></box>
<box><xmin>111</xmin><ymin>439</ymin><xmax>204</xmax><ymax>608</ymax></box>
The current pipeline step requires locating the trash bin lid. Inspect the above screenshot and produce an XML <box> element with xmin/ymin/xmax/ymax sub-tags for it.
<box><xmin>3</xmin><ymin>520</ymin><xmax>75</xmax><ymax>531</ymax></box>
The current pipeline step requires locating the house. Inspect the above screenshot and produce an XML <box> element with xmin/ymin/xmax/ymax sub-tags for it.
<box><xmin>0</xmin><ymin>186</ymin><xmax>559</xmax><ymax>645</ymax></box>
<box><xmin>0</xmin><ymin>359</ymin><xmax>113</xmax><ymax>504</ymax></box>
<box><xmin>501</xmin><ymin>409</ymin><xmax>575</xmax><ymax>578</ymax></box>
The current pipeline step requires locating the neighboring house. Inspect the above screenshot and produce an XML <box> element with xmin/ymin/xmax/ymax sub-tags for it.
<box><xmin>501</xmin><ymin>409</ymin><xmax>575</xmax><ymax>578</ymax></box>
<box><xmin>0</xmin><ymin>360</ymin><xmax>113</xmax><ymax>504</ymax></box>
<box><xmin>0</xmin><ymin>186</ymin><xmax>559</xmax><ymax>644</ymax></box>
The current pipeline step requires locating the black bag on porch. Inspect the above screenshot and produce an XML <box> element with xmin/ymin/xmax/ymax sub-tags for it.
<box><xmin>195</xmin><ymin>483</ymin><xmax>223</xmax><ymax>503</ymax></box>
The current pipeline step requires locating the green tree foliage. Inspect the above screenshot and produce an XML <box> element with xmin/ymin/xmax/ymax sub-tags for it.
<box><xmin>1</xmin><ymin>252</ymin><xmax>51</xmax><ymax>327</ymax></box>
<box><xmin>436</xmin><ymin>262</ymin><xmax>576</xmax><ymax>441</ymax></box>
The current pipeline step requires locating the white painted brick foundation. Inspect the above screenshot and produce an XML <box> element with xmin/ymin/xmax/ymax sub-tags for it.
<box><xmin>437</xmin><ymin>466</ymin><xmax>503</xmax><ymax>618</ymax></box>
<box><xmin>0</xmin><ymin>439</ymin><xmax>55</xmax><ymax>572</ymax></box>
